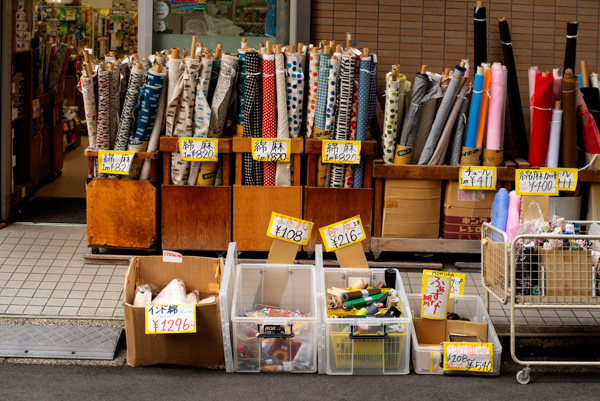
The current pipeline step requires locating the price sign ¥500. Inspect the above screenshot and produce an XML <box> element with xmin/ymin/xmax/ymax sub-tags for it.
<box><xmin>322</xmin><ymin>140</ymin><xmax>361</xmax><ymax>164</ymax></box>
<box><xmin>318</xmin><ymin>215</ymin><xmax>366</xmax><ymax>252</ymax></box>
<box><xmin>266</xmin><ymin>212</ymin><xmax>314</xmax><ymax>246</ymax></box>
<box><xmin>179</xmin><ymin>138</ymin><xmax>218</xmax><ymax>161</ymax></box>
<box><xmin>515</xmin><ymin>169</ymin><xmax>559</xmax><ymax>196</ymax></box>
<box><xmin>443</xmin><ymin>342</ymin><xmax>494</xmax><ymax>373</ymax></box>
<box><xmin>98</xmin><ymin>151</ymin><xmax>135</xmax><ymax>175</ymax></box>
<box><xmin>459</xmin><ymin>166</ymin><xmax>496</xmax><ymax>190</ymax></box>
<box><xmin>540</xmin><ymin>168</ymin><xmax>578</xmax><ymax>191</ymax></box>
<box><xmin>252</xmin><ymin>138</ymin><xmax>291</xmax><ymax>162</ymax></box>
<box><xmin>145</xmin><ymin>304</ymin><xmax>196</xmax><ymax>334</ymax></box>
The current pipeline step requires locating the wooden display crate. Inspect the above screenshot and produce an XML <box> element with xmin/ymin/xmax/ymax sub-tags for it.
<box><xmin>303</xmin><ymin>139</ymin><xmax>377</xmax><ymax>254</ymax></box>
<box><xmin>85</xmin><ymin>149</ymin><xmax>159</xmax><ymax>251</ymax></box>
<box><xmin>160</xmin><ymin>137</ymin><xmax>232</xmax><ymax>251</ymax></box>
<box><xmin>232</xmin><ymin>136</ymin><xmax>304</xmax><ymax>252</ymax></box>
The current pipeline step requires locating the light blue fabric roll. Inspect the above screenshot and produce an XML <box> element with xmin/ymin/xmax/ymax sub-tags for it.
<box><xmin>491</xmin><ymin>188</ymin><xmax>510</xmax><ymax>233</ymax></box>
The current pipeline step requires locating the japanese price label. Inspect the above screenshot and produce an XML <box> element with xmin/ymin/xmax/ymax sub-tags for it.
<box><xmin>541</xmin><ymin>168</ymin><xmax>578</xmax><ymax>191</ymax></box>
<box><xmin>459</xmin><ymin>166</ymin><xmax>496</xmax><ymax>190</ymax></box>
<box><xmin>162</xmin><ymin>250</ymin><xmax>183</xmax><ymax>263</ymax></box>
<box><xmin>421</xmin><ymin>274</ymin><xmax>451</xmax><ymax>320</ymax></box>
<box><xmin>267</xmin><ymin>212</ymin><xmax>313</xmax><ymax>246</ymax></box>
<box><xmin>318</xmin><ymin>215</ymin><xmax>366</xmax><ymax>252</ymax></box>
<box><xmin>515</xmin><ymin>169</ymin><xmax>559</xmax><ymax>196</ymax></box>
<box><xmin>145</xmin><ymin>304</ymin><xmax>196</xmax><ymax>334</ymax></box>
<box><xmin>251</xmin><ymin>138</ymin><xmax>291</xmax><ymax>162</ymax></box>
<box><xmin>179</xmin><ymin>138</ymin><xmax>218</xmax><ymax>161</ymax></box>
<box><xmin>105</xmin><ymin>56</ymin><xmax>115</xmax><ymax>63</ymax></box>
<box><xmin>421</xmin><ymin>270</ymin><xmax>465</xmax><ymax>297</ymax></box>
<box><xmin>322</xmin><ymin>140</ymin><xmax>361</xmax><ymax>164</ymax></box>
<box><xmin>443</xmin><ymin>342</ymin><xmax>493</xmax><ymax>372</ymax></box>
<box><xmin>98</xmin><ymin>151</ymin><xmax>134</xmax><ymax>175</ymax></box>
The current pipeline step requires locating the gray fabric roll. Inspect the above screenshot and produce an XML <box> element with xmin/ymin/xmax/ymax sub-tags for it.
<box><xmin>410</xmin><ymin>98</ymin><xmax>439</xmax><ymax>164</ymax></box>
<box><xmin>398</xmin><ymin>73</ymin><xmax>428</xmax><ymax>147</ymax></box>
<box><xmin>448</xmin><ymin>96</ymin><xmax>470</xmax><ymax>165</ymax></box>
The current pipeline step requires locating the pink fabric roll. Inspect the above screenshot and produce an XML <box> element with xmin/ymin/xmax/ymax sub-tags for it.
<box><xmin>552</xmin><ymin>68</ymin><xmax>562</xmax><ymax>102</ymax></box>
<box><xmin>506</xmin><ymin>190</ymin><xmax>521</xmax><ymax>242</ymax></box>
<box><xmin>486</xmin><ymin>63</ymin><xmax>505</xmax><ymax>150</ymax></box>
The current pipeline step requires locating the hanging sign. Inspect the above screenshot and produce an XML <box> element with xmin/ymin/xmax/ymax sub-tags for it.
<box><xmin>171</xmin><ymin>0</ymin><xmax>207</xmax><ymax>11</ymax></box>
<box><xmin>515</xmin><ymin>169</ymin><xmax>559</xmax><ymax>196</ymax></box>
<box><xmin>459</xmin><ymin>166</ymin><xmax>496</xmax><ymax>190</ymax></box>
<box><xmin>421</xmin><ymin>270</ymin><xmax>465</xmax><ymax>297</ymax></box>
<box><xmin>267</xmin><ymin>212</ymin><xmax>313</xmax><ymax>246</ymax></box>
<box><xmin>251</xmin><ymin>138</ymin><xmax>291</xmax><ymax>162</ymax></box>
<box><xmin>179</xmin><ymin>138</ymin><xmax>218</xmax><ymax>161</ymax></box>
<box><xmin>145</xmin><ymin>304</ymin><xmax>196</xmax><ymax>334</ymax></box>
<box><xmin>322</xmin><ymin>140</ymin><xmax>361</xmax><ymax>164</ymax></box>
<box><xmin>98</xmin><ymin>151</ymin><xmax>135</xmax><ymax>175</ymax></box>
<box><xmin>421</xmin><ymin>273</ymin><xmax>451</xmax><ymax>320</ymax></box>
<box><xmin>319</xmin><ymin>215</ymin><xmax>366</xmax><ymax>252</ymax></box>
<box><xmin>540</xmin><ymin>168</ymin><xmax>578</xmax><ymax>191</ymax></box>
<box><xmin>443</xmin><ymin>342</ymin><xmax>494</xmax><ymax>372</ymax></box>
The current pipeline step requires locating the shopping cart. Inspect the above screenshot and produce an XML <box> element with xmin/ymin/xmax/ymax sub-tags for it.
<box><xmin>481</xmin><ymin>221</ymin><xmax>600</xmax><ymax>384</ymax></box>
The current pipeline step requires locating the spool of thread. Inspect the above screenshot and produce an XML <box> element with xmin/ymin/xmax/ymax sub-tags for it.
<box><xmin>341</xmin><ymin>288</ymin><xmax>381</xmax><ymax>302</ymax></box>
<box><xmin>343</xmin><ymin>292</ymin><xmax>385</xmax><ymax>310</ymax></box>
<box><xmin>386</xmin><ymin>296</ymin><xmax>399</xmax><ymax>309</ymax></box>
<box><xmin>327</xmin><ymin>294</ymin><xmax>342</xmax><ymax>309</ymax></box>
<box><xmin>385</xmin><ymin>269</ymin><xmax>397</xmax><ymax>289</ymax></box>
<box><xmin>366</xmin><ymin>303</ymin><xmax>380</xmax><ymax>316</ymax></box>
<box><xmin>350</xmin><ymin>279</ymin><xmax>368</xmax><ymax>290</ymax></box>
<box><xmin>356</xmin><ymin>308</ymin><xmax>368</xmax><ymax>316</ymax></box>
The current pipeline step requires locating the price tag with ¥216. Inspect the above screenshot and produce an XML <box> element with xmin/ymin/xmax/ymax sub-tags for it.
<box><xmin>443</xmin><ymin>342</ymin><xmax>493</xmax><ymax>372</ymax></box>
<box><xmin>145</xmin><ymin>304</ymin><xmax>196</xmax><ymax>334</ymax></box>
<box><xmin>267</xmin><ymin>212</ymin><xmax>314</xmax><ymax>246</ymax></box>
<box><xmin>98</xmin><ymin>150</ymin><xmax>135</xmax><ymax>175</ymax></box>
<box><xmin>459</xmin><ymin>166</ymin><xmax>496</xmax><ymax>190</ymax></box>
<box><xmin>515</xmin><ymin>169</ymin><xmax>559</xmax><ymax>196</ymax></box>
<box><xmin>541</xmin><ymin>168</ymin><xmax>577</xmax><ymax>191</ymax></box>
<box><xmin>420</xmin><ymin>270</ymin><xmax>465</xmax><ymax>297</ymax></box>
<box><xmin>322</xmin><ymin>140</ymin><xmax>361</xmax><ymax>164</ymax></box>
<box><xmin>421</xmin><ymin>273</ymin><xmax>451</xmax><ymax>320</ymax></box>
<box><xmin>252</xmin><ymin>138</ymin><xmax>291</xmax><ymax>162</ymax></box>
<box><xmin>318</xmin><ymin>215</ymin><xmax>365</xmax><ymax>252</ymax></box>
<box><xmin>179</xmin><ymin>138</ymin><xmax>218</xmax><ymax>161</ymax></box>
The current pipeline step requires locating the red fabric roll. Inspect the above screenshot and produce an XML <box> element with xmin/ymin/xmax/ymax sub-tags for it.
<box><xmin>262</xmin><ymin>55</ymin><xmax>277</xmax><ymax>186</ymax></box>
<box><xmin>578</xmin><ymin>109</ymin><xmax>600</xmax><ymax>154</ymax></box>
<box><xmin>528</xmin><ymin>73</ymin><xmax>554</xmax><ymax>167</ymax></box>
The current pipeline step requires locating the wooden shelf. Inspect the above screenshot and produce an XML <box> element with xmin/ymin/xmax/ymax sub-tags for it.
<box><xmin>12</xmin><ymin>114</ymin><xmax>28</xmax><ymax>122</ymax></box>
<box><xmin>371</xmin><ymin>237</ymin><xmax>481</xmax><ymax>254</ymax></box>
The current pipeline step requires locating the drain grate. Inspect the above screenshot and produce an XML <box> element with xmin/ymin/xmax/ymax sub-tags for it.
<box><xmin>0</xmin><ymin>325</ymin><xmax>122</xmax><ymax>360</ymax></box>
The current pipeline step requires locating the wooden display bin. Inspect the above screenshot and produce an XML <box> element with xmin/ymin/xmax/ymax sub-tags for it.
<box><xmin>85</xmin><ymin>149</ymin><xmax>159</xmax><ymax>251</ymax></box>
<box><xmin>160</xmin><ymin>137</ymin><xmax>232</xmax><ymax>251</ymax></box>
<box><xmin>303</xmin><ymin>139</ymin><xmax>377</xmax><ymax>254</ymax></box>
<box><xmin>232</xmin><ymin>136</ymin><xmax>304</xmax><ymax>252</ymax></box>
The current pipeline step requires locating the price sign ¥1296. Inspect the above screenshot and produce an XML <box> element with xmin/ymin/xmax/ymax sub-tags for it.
<box><xmin>318</xmin><ymin>215</ymin><xmax>366</xmax><ymax>252</ymax></box>
<box><xmin>98</xmin><ymin>150</ymin><xmax>135</xmax><ymax>175</ymax></box>
<box><xmin>459</xmin><ymin>166</ymin><xmax>496</xmax><ymax>190</ymax></box>
<box><xmin>179</xmin><ymin>138</ymin><xmax>218</xmax><ymax>161</ymax></box>
<box><xmin>252</xmin><ymin>138</ymin><xmax>291</xmax><ymax>162</ymax></box>
<box><xmin>515</xmin><ymin>169</ymin><xmax>559</xmax><ymax>196</ymax></box>
<box><xmin>145</xmin><ymin>304</ymin><xmax>196</xmax><ymax>334</ymax></box>
<box><xmin>267</xmin><ymin>212</ymin><xmax>314</xmax><ymax>246</ymax></box>
<box><xmin>443</xmin><ymin>342</ymin><xmax>494</xmax><ymax>373</ymax></box>
<box><xmin>322</xmin><ymin>140</ymin><xmax>361</xmax><ymax>164</ymax></box>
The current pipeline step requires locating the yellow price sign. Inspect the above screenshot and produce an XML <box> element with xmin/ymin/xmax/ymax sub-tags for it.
<box><xmin>443</xmin><ymin>342</ymin><xmax>494</xmax><ymax>372</ymax></box>
<box><xmin>251</xmin><ymin>138</ymin><xmax>291</xmax><ymax>162</ymax></box>
<box><xmin>318</xmin><ymin>215</ymin><xmax>365</xmax><ymax>252</ymax></box>
<box><xmin>540</xmin><ymin>168</ymin><xmax>578</xmax><ymax>191</ymax></box>
<box><xmin>459</xmin><ymin>166</ymin><xmax>496</xmax><ymax>190</ymax></box>
<box><xmin>98</xmin><ymin>151</ymin><xmax>135</xmax><ymax>175</ymax></box>
<box><xmin>179</xmin><ymin>138</ymin><xmax>218</xmax><ymax>161</ymax></box>
<box><xmin>420</xmin><ymin>270</ymin><xmax>465</xmax><ymax>297</ymax></box>
<box><xmin>322</xmin><ymin>140</ymin><xmax>361</xmax><ymax>164</ymax></box>
<box><xmin>515</xmin><ymin>169</ymin><xmax>559</xmax><ymax>196</ymax></box>
<box><xmin>267</xmin><ymin>212</ymin><xmax>313</xmax><ymax>246</ymax></box>
<box><xmin>145</xmin><ymin>304</ymin><xmax>196</xmax><ymax>334</ymax></box>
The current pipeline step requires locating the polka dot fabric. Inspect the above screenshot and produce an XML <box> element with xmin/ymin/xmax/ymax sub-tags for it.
<box><xmin>353</xmin><ymin>56</ymin><xmax>372</xmax><ymax>189</ymax></box>
<box><xmin>242</xmin><ymin>52</ymin><xmax>263</xmax><ymax>186</ymax></box>
<box><xmin>262</xmin><ymin>54</ymin><xmax>276</xmax><ymax>186</ymax></box>
<box><xmin>324</xmin><ymin>54</ymin><xmax>341</xmax><ymax>131</ymax></box>
<box><xmin>275</xmin><ymin>52</ymin><xmax>291</xmax><ymax>186</ymax></box>
<box><xmin>305</xmin><ymin>51</ymin><xmax>319</xmax><ymax>137</ymax></box>
<box><xmin>286</xmin><ymin>53</ymin><xmax>304</xmax><ymax>138</ymax></box>
<box><xmin>313</xmin><ymin>53</ymin><xmax>332</xmax><ymax>133</ymax></box>
<box><xmin>382</xmin><ymin>72</ymin><xmax>400</xmax><ymax>164</ymax></box>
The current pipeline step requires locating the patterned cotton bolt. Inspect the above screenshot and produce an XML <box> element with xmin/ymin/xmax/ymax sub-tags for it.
<box><xmin>275</xmin><ymin>52</ymin><xmax>291</xmax><ymax>186</ymax></box>
<box><xmin>109</xmin><ymin>68</ymin><xmax>121</xmax><ymax>149</ymax></box>
<box><xmin>313</xmin><ymin>53</ymin><xmax>332</xmax><ymax>134</ymax></box>
<box><xmin>209</xmin><ymin>54</ymin><xmax>239</xmax><ymax>138</ymax></box>
<box><xmin>286</xmin><ymin>53</ymin><xmax>304</xmax><ymax>138</ymax></box>
<box><xmin>382</xmin><ymin>72</ymin><xmax>401</xmax><ymax>164</ymax></box>
<box><xmin>165</xmin><ymin>58</ymin><xmax>183</xmax><ymax>137</ymax></box>
<box><xmin>305</xmin><ymin>51</ymin><xmax>319</xmax><ymax>137</ymax></box>
<box><xmin>353</xmin><ymin>56</ymin><xmax>371</xmax><ymax>189</ymax></box>
<box><xmin>262</xmin><ymin>54</ymin><xmax>277</xmax><ymax>186</ymax></box>
<box><xmin>367</xmin><ymin>57</ymin><xmax>377</xmax><ymax>136</ymax></box>
<box><xmin>207</xmin><ymin>58</ymin><xmax>221</xmax><ymax>106</ymax></box>
<box><xmin>236</xmin><ymin>51</ymin><xmax>247</xmax><ymax>133</ymax></box>
<box><xmin>80</xmin><ymin>76</ymin><xmax>97</xmax><ymax>149</ymax></box>
<box><xmin>96</xmin><ymin>70</ymin><xmax>111</xmax><ymax>152</ymax></box>
<box><xmin>242</xmin><ymin>52</ymin><xmax>263</xmax><ymax>186</ymax></box>
<box><xmin>113</xmin><ymin>66</ymin><xmax>145</xmax><ymax>152</ymax></box>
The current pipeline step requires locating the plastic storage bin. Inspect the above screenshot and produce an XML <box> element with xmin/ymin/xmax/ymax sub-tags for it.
<box><xmin>408</xmin><ymin>294</ymin><xmax>502</xmax><ymax>376</ymax></box>
<box><xmin>219</xmin><ymin>242</ymin><xmax>238</xmax><ymax>373</ymax></box>
<box><xmin>319</xmin><ymin>266</ymin><xmax>412</xmax><ymax>375</ymax></box>
<box><xmin>230</xmin><ymin>262</ymin><xmax>318</xmax><ymax>373</ymax></box>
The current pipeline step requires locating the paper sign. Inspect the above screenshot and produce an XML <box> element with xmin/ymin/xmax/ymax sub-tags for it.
<box><xmin>515</xmin><ymin>169</ymin><xmax>559</xmax><ymax>196</ymax></box>
<box><xmin>98</xmin><ymin>151</ymin><xmax>135</xmax><ymax>175</ymax></box>
<box><xmin>267</xmin><ymin>212</ymin><xmax>313</xmax><ymax>246</ymax></box>
<box><xmin>443</xmin><ymin>342</ymin><xmax>493</xmax><ymax>372</ymax></box>
<box><xmin>145</xmin><ymin>304</ymin><xmax>196</xmax><ymax>334</ymax></box>
<box><xmin>541</xmin><ymin>168</ymin><xmax>578</xmax><ymax>191</ymax></box>
<box><xmin>179</xmin><ymin>138</ymin><xmax>218</xmax><ymax>161</ymax></box>
<box><xmin>421</xmin><ymin>270</ymin><xmax>465</xmax><ymax>297</ymax></box>
<box><xmin>32</xmin><ymin>99</ymin><xmax>40</xmax><ymax>119</ymax></box>
<box><xmin>318</xmin><ymin>215</ymin><xmax>365</xmax><ymax>252</ymax></box>
<box><xmin>459</xmin><ymin>166</ymin><xmax>496</xmax><ymax>190</ymax></box>
<box><xmin>251</xmin><ymin>138</ymin><xmax>291</xmax><ymax>162</ymax></box>
<box><xmin>421</xmin><ymin>274</ymin><xmax>451</xmax><ymax>320</ymax></box>
<box><xmin>322</xmin><ymin>140</ymin><xmax>361</xmax><ymax>164</ymax></box>
<box><xmin>105</xmin><ymin>56</ymin><xmax>115</xmax><ymax>63</ymax></box>
<box><xmin>162</xmin><ymin>250</ymin><xmax>183</xmax><ymax>263</ymax></box>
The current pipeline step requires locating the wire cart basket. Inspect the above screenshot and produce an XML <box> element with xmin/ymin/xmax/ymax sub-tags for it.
<box><xmin>481</xmin><ymin>221</ymin><xmax>600</xmax><ymax>384</ymax></box>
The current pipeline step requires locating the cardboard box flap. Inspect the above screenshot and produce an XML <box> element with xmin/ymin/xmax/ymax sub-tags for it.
<box><xmin>413</xmin><ymin>317</ymin><xmax>446</xmax><ymax>346</ymax></box>
<box><xmin>445</xmin><ymin>319</ymin><xmax>488</xmax><ymax>343</ymax></box>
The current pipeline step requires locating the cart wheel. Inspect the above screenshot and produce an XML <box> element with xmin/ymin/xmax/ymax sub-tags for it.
<box><xmin>516</xmin><ymin>368</ymin><xmax>531</xmax><ymax>385</ymax></box>
<box><xmin>91</xmin><ymin>247</ymin><xmax>99</xmax><ymax>254</ymax></box>
<box><xmin>371</xmin><ymin>250</ymin><xmax>381</xmax><ymax>261</ymax></box>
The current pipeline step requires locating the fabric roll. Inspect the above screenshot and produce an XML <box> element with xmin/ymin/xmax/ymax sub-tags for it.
<box><xmin>80</xmin><ymin>76</ymin><xmax>97</xmax><ymax>149</ymax></box>
<box><xmin>577</xmin><ymin>92</ymin><xmax>600</xmax><ymax>155</ymax></box>
<box><xmin>313</xmin><ymin>52</ymin><xmax>332</xmax><ymax>135</ymax></box>
<box><xmin>561</xmin><ymin>70</ymin><xmax>578</xmax><ymax>168</ymax></box>
<box><xmin>476</xmin><ymin>64</ymin><xmax>491</xmax><ymax>149</ymax></box>
<box><xmin>113</xmin><ymin>66</ymin><xmax>145</xmax><ymax>151</ymax></box>
<box><xmin>411</xmin><ymin>98</ymin><xmax>438</xmax><ymax>164</ymax></box>
<box><xmin>45</xmin><ymin>44</ymin><xmax>56</xmax><ymax>89</ymax></box>
<box><xmin>419</xmin><ymin>64</ymin><xmax>466</xmax><ymax>165</ymax></box>
<box><xmin>286</xmin><ymin>52</ymin><xmax>305</xmax><ymax>138</ymax></box>
<box><xmin>506</xmin><ymin>191</ymin><xmax>521</xmax><ymax>243</ymax></box>
<box><xmin>485</xmin><ymin>63</ymin><xmax>506</xmax><ymax>151</ymax></box>
<box><xmin>139</xmin><ymin>74</ymin><xmax>168</xmax><ymax>181</ymax></box>
<box><xmin>305</xmin><ymin>50</ymin><xmax>320</xmax><ymax>137</ymax></box>
<box><xmin>348</xmin><ymin>53</ymin><xmax>361</xmax><ymax>142</ymax></box>
<box><xmin>209</xmin><ymin>54</ymin><xmax>239</xmax><ymax>138</ymax></box>
<box><xmin>324</xmin><ymin>54</ymin><xmax>341</xmax><ymax>132</ymax></box>
<box><xmin>242</xmin><ymin>52</ymin><xmax>263</xmax><ymax>186</ymax></box>
<box><xmin>528</xmin><ymin>73</ymin><xmax>554</xmax><ymax>167</ymax></box>
<box><xmin>366</xmin><ymin>56</ymin><xmax>377</xmax><ymax>138</ymax></box>
<box><xmin>236</xmin><ymin>50</ymin><xmax>247</xmax><ymax>135</ymax></box>
<box><xmin>57</xmin><ymin>46</ymin><xmax>74</xmax><ymax>92</ymax></box>
<box><xmin>463</xmin><ymin>70</ymin><xmax>484</xmax><ymax>148</ymax></box>
<box><xmin>275</xmin><ymin>52</ymin><xmax>291</xmax><ymax>187</ymax></box>
<box><xmin>207</xmin><ymin>57</ymin><xmax>221</xmax><ymax>106</ymax></box>
<box><xmin>117</xmin><ymin>62</ymin><xmax>130</xmax><ymax>114</ymax></box>
<box><xmin>474</xmin><ymin>5</ymin><xmax>487</xmax><ymax>68</ymax></box>
<box><xmin>353</xmin><ymin>56</ymin><xmax>372</xmax><ymax>189</ymax></box>
<box><xmin>448</xmin><ymin>96</ymin><xmax>470</xmax><ymax>165</ymax></box>
<box><xmin>580</xmin><ymin>85</ymin><xmax>600</xmax><ymax>136</ymax></box>
<box><xmin>262</xmin><ymin>54</ymin><xmax>277</xmax><ymax>186</ymax></box>
<box><xmin>141</xmin><ymin>58</ymin><xmax>152</xmax><ymax>75</ymax></box>
<box><xmin>491</xmin><ymin>188</ymin><xmax>509</xmax><ymax>233</ymax></box>
<box><xmin>546</xmin><ymin>107</ymin><xmax>563</xmax><ymax>168</ymax></box>
<box><xmin>109</xmin><ymin>68</ymin><xmax>120</xmax><ymax>149</ymax></box>
<box><xmin>528</xmin><ymin>67</ymin><xmax>540</xmax><ymax>135</ymax></box>
<box><xmin>47</xmin><ymin>44</ymin><xmax>68</xmax><ymax>92</ymax></box>
<box><xmin>397</xmin><ymin>78</ymin><xmax>411</xmax><ymax>132</ymax></box>
<box><xmin>382</xmin><ymin>72</ymin><xmax>401</xmax><ymax>164</ymax></box>
<box><xmin>563</xmin><ymin>21</ymin><xmax>578</xmax><ymax>74</ymax></box>
<box><xmin>96</xmin><ymin>70</ymin><xmax>111</xmax><ymax>152</ymax></box>
<box><xmin>164</xmin><ymin>58</ymin><xmax>183</xmax><ymax>137</ymax></box>
<box><xmin>553</xmin><ymin>68</ymin><xmax>562</xmax><ymax>101</ymax></box>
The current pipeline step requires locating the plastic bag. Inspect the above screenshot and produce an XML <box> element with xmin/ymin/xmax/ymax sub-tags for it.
<box><xmin>151</xmin><ymin>278</ymin><xmax>187</xmax><ymax>305</ymax></box>
<box><xmin>198</xmin><ymin>295</ymin><xmax>216</xmax><ymax>305</ymax></box>
<box><xmin>516</xmin><ymin>200</ymin><xmax>545</xmax><ymax>246</ymax></box>
<box><xmin>133</xmin><ymin>284</ymin><xmax>153</xmax><ymax>307</ymax></box>
<box><xmin>185</xmin><ymin>290</ymin><xmax>200</xmax><ymax>304</ymax></box>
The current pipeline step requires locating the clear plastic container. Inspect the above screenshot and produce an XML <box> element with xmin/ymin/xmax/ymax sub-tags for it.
<box><xmin>319</xmin><ymin>266</ymin><xmax>412</xmax><ymax>375</ymax></box>
<box><xmin>408</xmin><ymin>294</ymin><xmax>502</xmax><ymax>376</ymax></box>
<box><xmin>219</xmin><ymin>242</ymin><xmax>238</xmax><ymax>373</ymax></box>
<box><xmin>230</xmin><ymin>263</ymin><xmax>318</xmax><ymax>373</ymax></box>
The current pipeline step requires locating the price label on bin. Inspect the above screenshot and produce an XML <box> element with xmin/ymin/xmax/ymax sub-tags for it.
<box><xmin>179</xmin><ymin>138</ymin><xmax>218</xmax><ymax>161</ymax></box>
<box><xmin>145</xmin><ymin>304</ymin><xmax>196</xmax><ymax>334</ymax></box>
<box><xmin>421</xmin><ymin>270</ymin><xmax>465</xmax><ymax>297</ymax></box>
<box><xmin>515</xmin><ymin>169</ymin><xmax>559</xmax><ymax>196</ymax></box>
<box><xmin>318</xmin><ymin>215</ymin><xmax>365</xmax><ymax>252</ymax></box>
<box><xmin>541</xmin><ymin>168</ymin><xmax>578</xmax><ymax>191</ymax></box>
<box><xmin>459</xmin><ymin>166</ymin><xmax>496</xmax><ymax>190</ymax></box>
<box><xmin>322</xmin><ymin>140</ymin><xmax>361</xmax><ymax>164</ymax></box>
<box><xmin>443</xmin><ymin>342</ymin><xmax>493</xmax><ymax>372</ymax></box>
<box><xmin>98</xmin><ymin>151</ymin><xmax>135</xmax><ymax>175</ymax></box>
<box><xmin>252</xmin><ymin>138</ymin><xmax>291</xmax><ymax>162</ymax></box>
<box><xmin>267</xmin><ymin>212</ymin><xmax>313</xmax><ymax>246</ymax></box>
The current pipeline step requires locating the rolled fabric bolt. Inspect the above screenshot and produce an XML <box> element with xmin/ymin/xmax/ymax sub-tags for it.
<box><xmin>506</xmin><ymin>190</ymin><xmax>521</xmax><ymax>242</ymax></box>
<box><xmin>546</xmin><ymin>101</ymin><xmax>563</xmax><ymax>168</ymax></box>
<box><xmin>350</xmin><ymin>278</ymin><xmax>368</xmax><ymax>290</ymax></box>
<box><xmin>463</xmin><ymin>66</ymin><xmax>484</xmax><ymax>148</ymax></box>
<box><xmin>343</xmin><ymin>292</ymin><xmax>385</xmax><ymax>310</ymax></box>
<box><xmin>366</xmin><ymin>303</ymin><xmax>380</xmax><ymax>316</ymax></box>
<box><xmin>485</xmin><ymin>63</ymin><xmax>505</xmax><ymax>151</ymax></box>
<box><xmin>341</xmin><ymin>288</ymin><xmax>381</xmax><ymax>302</ymax></box>
<box><xmin>356</xmin><ymin>308</ymin><xmax>368</xmax><ymax>316</ymax></box>
<box><xmin>386</xmin><ymin>296</ymin><xmax>399</xmax><ymax>309</ymax></box>
<box><xmin>491</xmin><ymin>188</ymin><xmax>509</xmax><ymax>233</ymax></box>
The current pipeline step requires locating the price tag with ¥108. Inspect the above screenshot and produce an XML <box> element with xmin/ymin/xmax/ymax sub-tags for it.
<box><xmin>459</xmin><ymin>166</ymin><xmax>496</xmax><ymax>190</ymax></box>
<box><xmin>179</xmin><ymin>138</ymin><xmax>218</xmax><ymax>161</ymax></box>
<box><xmin>318</xmin><ymin>215</ymin><xmax>365</xmax><ymax>252</ymax></box>
<box><xmin>98</xmin><ymin>151</ymin><xmax>135</xmax><ymax>175</ymax></box>
<box><xmin>322</xmin><ymin>140</ymin><xmax>361</xmax><ymax>164</ymax></box>
<box><xmin>266</xmin><ymin>212</ymin><xmax>314</xmax><ymax>246</ymax></box>
<box><xmin>540</xmin><ymin>168</ymin><xmax>578</xmax><ymax>191</ymax></box>
<box><xmin>443</xmin><ymin>342</ymin><xmax>494</xmax><ymax>373</ymax></box>
<box><xmin>145</xmin><ymin>304</ymin><xmax>196</xmax><ymax>334</ymax></box>
<box><xmin>252</xmin><ymin>138</ymin><xmax>291</xmax><ymax>162</ymax></box>
<box><xmin>515</xmin><ymin>169</ymin><xmax>559</xmax><ymax>196</ymax></box>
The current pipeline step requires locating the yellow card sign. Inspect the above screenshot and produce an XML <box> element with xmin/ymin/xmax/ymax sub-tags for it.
<box><xmin>179</xmin><ymin>138</ymin><xmax>218</xmax><ymax>161</ymax></box>
<box><xmin>420</xmin><ymin>270</ymin><xmax>465</xmax><ymax>297</ymax></box>
<box><xmin>443</xmin><ymin>342</ymin><xmax>493</xmax><ymax>372</ymax></box>
<box><xmin>145</xmin><ymin>304</ymin><xmax>196</xmax><ymax>334</ymax></box>
<box><xmin>540</xmin><ymin>168</ymin><xmax>578</xmax><ymax>191</ymax></box>
<box><xmin>267</xmin><ymin>212</ymin><xmax>313</xmax><ymax>246</ymax></box>
<box><xmin>322</xmin><ymin>140</ymin><xmax>361</xmax><ymax>164</ymax></box>
<box><xmin>459</xmin><ymin>166</ymin><xmax>496</xmax><ymax>190</ymax></box>
<box><xmin>515</xmin><ymin>169</ymin><xmax>559</xmax><ymax>196</ymax></box>
<box><xmin>318</xmin><ymin>215</ymin><xmax>365</xmax><ymax>252</ymax></box>
<box><xmin>98</xmin><ymin>150</ymin><xmax>135</xmax><ymax>175</ymax></box>
<box><xmin>251</xmin><ymin>138</ymin><xmax>291</xmax><ymax>162</ymax></box>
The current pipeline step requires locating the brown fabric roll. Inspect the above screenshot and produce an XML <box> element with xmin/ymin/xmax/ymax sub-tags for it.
<box><xmin>561</xmin><ymin>70</ymin><xmax>578</xmax><ymax>168</ymax></box>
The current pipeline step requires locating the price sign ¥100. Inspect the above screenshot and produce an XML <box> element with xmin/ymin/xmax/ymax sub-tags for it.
<box><xmin>318</xmin><ymin>215</ymin><xmax>366</xmax><ymax>252</ymax></box>
<box><xmin>98</xmin><ymin>151</ymin><xmax>135</xmax><ymax>175</ymax></box>
<box><xmin>459</xmin><ymin>166</ymin><xmax>496</xmax><ymax>190</ymax></box>
<box><xmin>179</xmin><ymin>138</ymin><xmax>218</xmax><ymax>161</ymax></box>
<box><xmin>541</xmin><ymin>168</ymin><xmax>578</xmax><ymax>191</ymax></box>
<box><xmin>443</xmin><ymin>342</ymin><xmax>494</xmax><ymax>373</ymax></box>
<box><xmin>266</xmin><ymin>212</ymin><xmax>314</xmax><ymax>246</ymax></box>
<box><xmin>515</xmin><ymin>169</ymin><xmax>559</xmax><ymax>196</ymax></box>
<box><xmin>322</xmin><ymin>140</ymin><xmax>361</xmax><ymax>164</ymax></box>
<box><xmin>252</xmin><ymin>138</ymin><xmax>291</xmax><ymax>162</ymax></box>
<box><xmin>145</xmin><ymin>304</ymin><xmax>196</xmax><ymax>334</ymax></box>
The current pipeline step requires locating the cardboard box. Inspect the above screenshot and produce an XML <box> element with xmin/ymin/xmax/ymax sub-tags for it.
<box><xmin>413</xmin><ymin>317</ymin><xmax>488</xmax><ymax>347</ymax></box>
<box><xmin>540</xmin><ymin>249</ymin><xmax>594</xmax><ymax>297</ymax></box>
<box><xmin>382</xmin><ymin>179</ymin><xmax>442</xmax><ymax>238</ymax></box>
<box><xmin>123</xmin><ymin>256</ymin><xmax>225</xmax><ymax>368</ymax></box>
<box><xmin>442</xmin><ymin>181</ymin><xmax>493</xmax><ymax>240</ymax></box>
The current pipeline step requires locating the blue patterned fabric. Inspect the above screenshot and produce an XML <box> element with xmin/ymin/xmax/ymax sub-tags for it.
<box><xmin>129</xmin><ymin>70</ymin><xmax>166</xmax><ymax>143</ymax></box>
<box><xmin>314</xmin><ymin>53</ymin><xmax>332</xmax><ymax>132</ymax></box>
<box><xmin>353</xmin><ymin>56</ymin><xmax>371</xmax><ymax>188</ymax></box>
<box><xmin>236</xmin><ymin>51</ymin><xmax>247</xmax><ymax>128</ymax></box>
